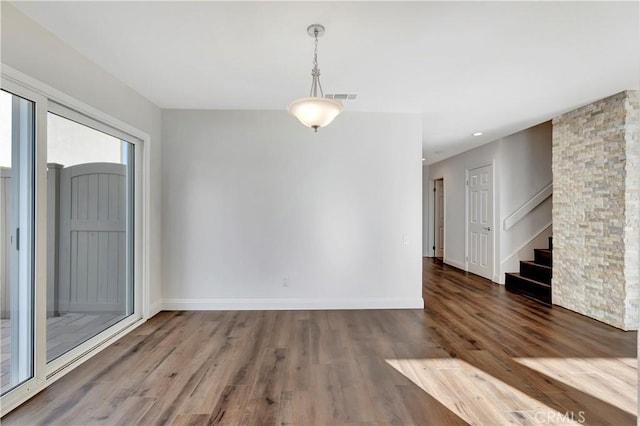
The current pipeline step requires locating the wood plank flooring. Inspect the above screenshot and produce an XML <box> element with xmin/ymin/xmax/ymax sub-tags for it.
<box><xmin>2</xmin><ymin>259</ymin><xmax>637</xmax><ymax>425</ymax></box>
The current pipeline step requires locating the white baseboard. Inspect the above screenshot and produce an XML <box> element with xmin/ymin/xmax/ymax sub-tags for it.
<box><xmin>444</xmin><ymin>258</ymin><xmax>466</xmax><ymax>271</ymax></box>
<box><xmin>444</xmin><ymin>258</ymin><xmax>503</xmax><ymax>284</ymax></box>
<box><xmin>161</xmin><ymin>298</ymin><xmax>424</xmax><ymax>311</ymax></box>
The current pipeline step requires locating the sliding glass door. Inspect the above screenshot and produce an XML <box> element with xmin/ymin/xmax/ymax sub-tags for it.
<box><xmin>45</xmin><ymin>110</ymin><xmax>135</xmax><ymax>362</ymax></box>
<box><xmin>0</xmin><ymin>74</ymin><xmax>144</xmax><ymax>414</ymax></box>
<box><xmin>0</xmin><ymin>89</ymin><xmax>35</xmax><ymax>395</ymax></box>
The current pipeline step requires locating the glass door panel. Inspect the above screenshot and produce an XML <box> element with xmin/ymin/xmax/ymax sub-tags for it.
<box><xmin>46</xmin><ymin>112</ymin><xmax>134</xmax><ymax>362</ymax></box>
<box><xmin>0</xmin><ymin>89</ymin><xmax>35</xmax><ymax>395</ymax></box>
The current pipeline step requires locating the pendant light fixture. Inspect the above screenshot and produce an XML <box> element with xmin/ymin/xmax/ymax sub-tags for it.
<box><xmin>288</xmin><ymin>24</ymin><xmax>343</xmax><ymax>132</ymax></box>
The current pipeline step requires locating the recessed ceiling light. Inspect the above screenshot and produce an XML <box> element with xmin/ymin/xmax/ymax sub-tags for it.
<box><xmin>472</xmin><ymin>132</ymin><xmax>483</xmax><ymax>137</ymax></box>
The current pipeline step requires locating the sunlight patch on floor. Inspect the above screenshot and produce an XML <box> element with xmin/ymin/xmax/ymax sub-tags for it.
<box><xmin>514</xmin><ymin>357</ymin><xmax>638</xmax><ymax>416</ymax></box>
<box><xmin>386</xmin><ymin>358</ymin><xmax>584</xmax><ymax>425</ymax></box>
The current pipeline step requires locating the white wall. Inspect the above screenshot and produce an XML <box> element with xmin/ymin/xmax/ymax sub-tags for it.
<box><xmin>161</xmin><ymin>110</ymin><xmax>423</xmax><ymax>309</ymax></box>
<box><xmin>426</xmin><ymin>122</ymin><xmax>552</xmax><ymax>283</ymax></box>
<box><xmin>1</xmin><ymin>3</ymin><xmax>163</xmax><ymax>314</ymax></box>
<box><xmin>0</xmin><ymin>93</ymin><xmax>12</xmax><ymax>167</ymax></box>
<box><xmin>499</xmin><ymin>122</ymin><xmax>552</xmax><ymax>278</ymax></box>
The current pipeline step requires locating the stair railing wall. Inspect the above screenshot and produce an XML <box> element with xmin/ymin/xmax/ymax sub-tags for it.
<box><xmin>503</xmin><ymin>182</ymin><xmax>552</xmax><ymax>230</ymax></box>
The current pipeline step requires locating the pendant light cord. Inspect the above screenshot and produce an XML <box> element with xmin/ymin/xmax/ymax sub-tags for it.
<box><xmin>309</xmin><ymin>29</ymin><xmax>324</xmax><ymax>98</ymax></box>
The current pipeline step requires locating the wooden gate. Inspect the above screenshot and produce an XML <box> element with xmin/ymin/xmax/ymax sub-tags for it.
<box><xmin>58</xmin><ymin>163</ymin><xmax>127</xmax><ymax>313</ymax></box>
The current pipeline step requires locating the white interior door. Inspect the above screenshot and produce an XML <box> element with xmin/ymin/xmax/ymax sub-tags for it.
<box><xmin>434</xmin><ymin>179</ymin><xmax>444</xmax><ymax>258</ymax></box>
<box><xmin>467</xmin><ymin>165</ymin><xmax>493</xmax><ymax>280</ymax></box>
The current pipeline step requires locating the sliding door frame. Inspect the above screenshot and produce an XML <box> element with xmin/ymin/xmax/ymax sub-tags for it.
<box><xmin>0</xmin><ymin>78</ymin><xmax>48</xmax><ymax>410</ymax></box>
<box><xmin>0</xmin><ymin>66</ymin><xmax>151</xmax><ymax>415</ymax></box>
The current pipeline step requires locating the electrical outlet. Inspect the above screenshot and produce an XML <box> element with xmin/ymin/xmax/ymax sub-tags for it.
<box><xmin>281</xmin><ymin>277</ymin><xmax>289</xmax><ymax>287</ymax></box>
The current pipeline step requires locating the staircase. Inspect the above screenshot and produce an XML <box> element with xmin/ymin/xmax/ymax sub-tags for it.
<box><xmin>505</xmin><ymin>237</ymin><xmax>552</xmax><ymax>305</ymax></box>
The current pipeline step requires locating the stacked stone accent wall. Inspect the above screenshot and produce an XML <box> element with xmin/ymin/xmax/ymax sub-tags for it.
<box><xmin>623</xmin><ymin>91</ymin><xmax>639</xmax><ymax>329</ymax></box>
<box><xmin>552</xmin><ymin>90</ymin><xmax>639</xmax><ymax>330</ymax></box>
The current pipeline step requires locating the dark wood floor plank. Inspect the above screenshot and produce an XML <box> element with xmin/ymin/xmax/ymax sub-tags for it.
<box><xmin>208</xmin><ymin>385</ymin><xmax>251</xmax><ymax>425</ymax></box>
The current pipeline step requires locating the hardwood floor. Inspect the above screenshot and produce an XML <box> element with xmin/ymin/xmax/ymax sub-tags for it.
<box><xmin>3</xmin><ymin>259</ymin><xmax>637</xmax><ymax>425</ymax></box>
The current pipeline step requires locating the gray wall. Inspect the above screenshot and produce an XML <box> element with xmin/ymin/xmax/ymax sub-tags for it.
<box><xmin>161</xmin><ymin>110</ymin><xmax>423</xmax><ymax>309</ymax></box>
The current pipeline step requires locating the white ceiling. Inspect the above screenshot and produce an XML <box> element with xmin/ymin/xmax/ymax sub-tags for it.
<box><xmin>10</xmin><ymin>1</ymin><xmax>640</xmax><ymax>163</ymax></box>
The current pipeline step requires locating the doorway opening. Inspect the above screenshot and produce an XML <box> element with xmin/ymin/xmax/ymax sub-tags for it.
<box><xmin>434</xmin><ymin>178</ymin><xmax>444</xmax><ymax>259</ymax></box>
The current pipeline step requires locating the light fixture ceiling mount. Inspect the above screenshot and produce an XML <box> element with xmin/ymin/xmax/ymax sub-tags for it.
<box><xmin>288</xmin><ymin>24</ymin><xmax>343</xmax><ymax>132</ymax></box>
<box><xmin>307</xmin><ymin>23</ymin><xmax>325</xmax><ymax>38</ymax></box>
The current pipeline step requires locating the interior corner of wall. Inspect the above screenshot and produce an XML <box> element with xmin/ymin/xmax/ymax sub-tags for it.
<box><xmin>148</xmin><ymin>299</ymin><xmax>162</xmax><ymax>318</ymax></box>
<box><xmin>443</xmin><ymin>257</ymin><xmax>466</xmax><ymax>271</ymax></box>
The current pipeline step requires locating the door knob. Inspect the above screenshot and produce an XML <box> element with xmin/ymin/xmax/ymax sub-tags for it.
<box><xmin>483</xmin><ymin>226</ymin><xmax>491</xmax><ymax>231</ymax></box>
